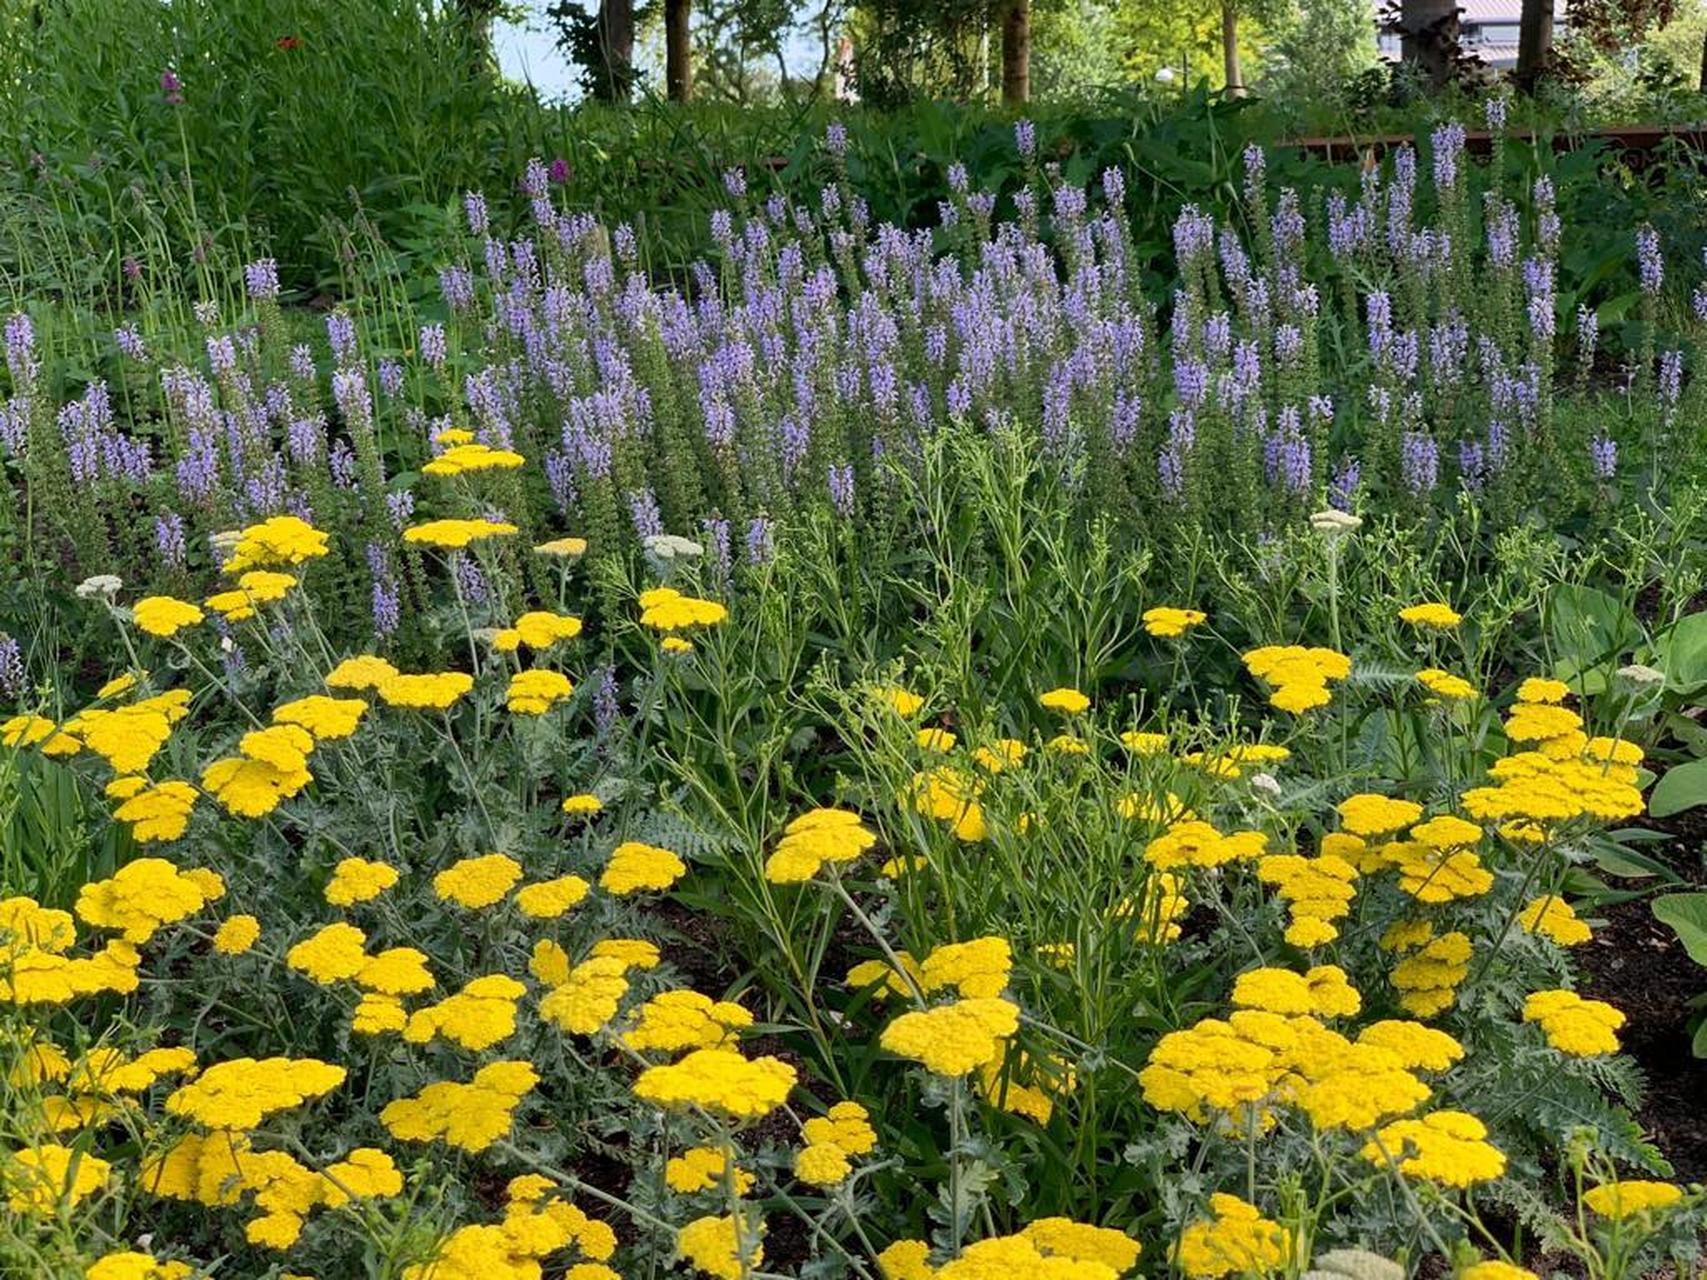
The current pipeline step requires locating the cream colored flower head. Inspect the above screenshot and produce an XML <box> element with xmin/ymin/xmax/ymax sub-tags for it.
<box><xmin>76</xmin><ymin>574</ymin><xmax>124</xmax><ymax>599</ymax></box>
<box><xmin>1310</xmin><ymin>509</ymin><xmax>1362</xmax><ymax>537</ymax></box>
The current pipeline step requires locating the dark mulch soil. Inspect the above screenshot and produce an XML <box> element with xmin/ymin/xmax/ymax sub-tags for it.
<box><xmin>1575</xmin><ymin>802</ymin><xmax>1707</xmax><ymax>1183</ymax></box>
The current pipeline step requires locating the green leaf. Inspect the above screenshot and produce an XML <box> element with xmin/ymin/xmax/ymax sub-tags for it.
<box><xmin>1652</xmin><ymin>892</ymin><xmax>1707</xmax><ymax>968</ymax></box>
<box><xmin>1547</xmin><ymin>584</ymin><xmax>1642</xmax><ymax>670</ymax></box>
<box><xmin>1649</xmin><ymin>758</ymin><xmax>1707</xmax><ymax>818</ymax></box>
<box><xmin>1653</xmin><ymin>611</ymin><xmax>1707</xmax><ymax>692</ymax></box>
<box><xmin>1692</xmin><ymin>1018</ymin><xmax>1707</xmax><ymax>1058</ymax></box>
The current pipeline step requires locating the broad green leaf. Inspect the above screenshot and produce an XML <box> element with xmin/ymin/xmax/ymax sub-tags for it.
<box><xmin>1649</xmin><ymin>758</ymin><xmax>1707</xmax><ymax>818</ymax></box>
<box><xmin>1548</xmin><ymin>584</ymin><xmax>1641</xmax><ymax>669</ymax></box>
<box><xmin>1653</xmin><ymin>893</ymin><xmax>1707</xmax><ymax>968</ymax></box>
<box><xmin>1653</xmin><ymin>611</ymin><xmax>1707</xmax><ymax>692</ymax></box>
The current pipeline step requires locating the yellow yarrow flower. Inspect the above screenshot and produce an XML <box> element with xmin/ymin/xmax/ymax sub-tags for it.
<box><xmin>1039</xmin><ymin>686</ymin><xmax>1090</xmax><ymax>714</ymax></box>
<box><xmin>5</xmin><ymin>1143</ymin><xmax>111</xmax><ymax>1214</ymax></box>
<box><xmin>325</xmin><ymin>857</ymin><xmax>400</xmax><ymax>907</ymax></box>
<box><xmin>131</xmin><ymin>596</ymin><xmax>204</xmax><ymax>638</ymax></box>
<box><xmin>539</xmin><ymin>956</ymin><xmax>631</xmax><ymax>1035</ymax></box>
<box><xmin>273</xmin><ymin>695</ymin><xmax>368</xmax><ymax>740</ymax></box>
<box><xmin>493</xmin><ymin>610</ymin><xmax>583</xmax><ymax>652</ymax></box>
<box><xmin>402</xmin><ymin>518</ymin><xmax>519</xmax><ymax>549</ymax></box>
<box><xmin>434</xmin><ymin>854</ymin><xmax>523</xmax><ymax>909</ymax></box>
<box><xmin>1398</xmin><ymin>601</ymin><xmax>1462</xmax><ymax>628</ymax></box>
<box><xmin>1581</xmin><ymin>1180</ymin><xmax>1684</xmax><ymax>1219</ymax></box>
<box><xmin>380</xmin><ymin>1060</ymin><xmax>537</xmax><ymax>1152</ymax></box>
<box><xmin>326</xmin><ymin>655</ymin><xmax>398</xmax><ymax>691</ymax></box>
<box><xmin>515</xmin><ymin>875</ymin><xmax>590</xmax><ymax>920</ymax></box>
<box><xmin>879</xmin><ymin>997</ymin><xmax>1019</xmax><ymax>1076</ymax></box>
<box><xmin>764</xmin><ymin>807</ymin><xmax>876</xmax><ymax>883</ymax></box>
<box><xmin>665</xmin><ymin>1146</ymin><xmax>754</xmax><ymax>1195</ymax></box>
<box><xmin>506</xmin><ymin>669</ymin><xmax>573</xmax><ymax>715</ymax></box>
<box><xmin>1517</xmin><ymin>895</ymin><xmax>1592</xmax><ymax>945</ymax></box>
<box><xmin>1143</xmin><ymin>606</ymin><xmax>1207</xmax><ymax>638</ymax></box>
<box><xmin>1176</xmin><ymin>1194</ymin><xmax>1292</xmax><ymax>1278</ymax></box>
<box><xmin>632</xmin><ymin>1047</ymin><xmax>796</xmax><ymax>1121</ymax></box>
<box><xmin>212</xmin><ymin>915</ymin><xmax>260</xmax><ymax>956</ymax></box>
<box><xmin>600</xmin><ymin>842</ymin><xmax>686</xmax><ymax>894</ymax></box>
<box><xmin>1522</xmin><ymin>989</ymin><xmax>1624</xmax><ymax>1056</ymax></box>
<box><xmin>221</xmin><ymin>515</ymin><xmax>329</xmax><ymax>573</ymax></box>
<box><xmin>1362</xmin><ymin>1110</ymin><xmax>1506</xmax><ymax>1187</ymax></box>
<box><xmin>422</xmin><ymin>441</ymin><xmax>526</xmax><ymax>476</ymax></box>
<box><xmin>637</xmin><ymin>586</ymin><xmax>727</xmax><ymax>631</ymax></box>
<box><xmin>677</xmin><ymin>1214</ymin><xmax>760</xmax><ymax>1280</ymax></box>
<box><xmin>1417</xmin><ymin>668</ymin><xmax>1477</xmax><ymax>700</ymax></box>
<box><xmin>377</xmin><ymin>671</ymin><xmax>474</xmax><ymax>711</ymax></box>
<box><xmin>165</xmin><ymin>1057</ymin><xmax>345</xmax><ymax>1128</ymax></box>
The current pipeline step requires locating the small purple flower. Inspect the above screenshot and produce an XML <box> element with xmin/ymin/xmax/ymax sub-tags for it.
<box><xmin>1102</xmin><ymin>166</ymin><xmax>1125</xmax><ymax>207</ymax></box>
<box><xmin>329</xmin><ymin>439</ymin><xmax>358</xmax><ymax>489</ymax></box>
<box><xmin>1158</xmin><ymin>446</ymin><xmax>1185</xmax><ymax>499</ymax></box>
<box><xmin>205</xmin><ymin>335</ymin><xmax>237</xmax><ymax>374</ymax></box>
<box><xmin>1458</xmin><ymin>439</ymin><xmax>1486</xmax><ymax>491</ymax></box>
<box><xmin>1172</xmin><ymin>205</ymin><xmax>1215</xmax><ymax>266</ymax></box>
<box><xmin>385</xmin><ymin>489</ymin><xmax>415</xmax><ymax>530</ymax></box>
<box><xmin>825</xmin><ymin>121</ymin><xmax>848</xmax><ymax>157</ymax></box>
<box><xmin>5</xmin><ymin>312</ymin><xmax>38</xmax><ymax>385</ymax></box>
<box><xmin>702</xmin><ymin>516</ymin><xmax>732</xmax><ymax>583</ymax></box>
<box><xmin>544</xmin><ymin>450</ymin><xmax>576</xmax><ymax>515</ymax></box>
<box><xmin>1431</xmin><ymin>121</ymin><xmax>1466</xmax><ymax>191</ymax></box>
<box><xmin>289</xmin><ymin>343</ymin><xmax>316</xmax><ymax>383</ymax></box>
<box><xmin>745</xmin><ymin>516</ymin><xmax>774</xmax><ymax>565</ymax></box>
<box><xmin>154</xmin><ymin>512</ymin><xmax>187</xmax><ymax>567</ymax></box>
<box><xmin>1328</xmin><ymin>457</ymin><xmax>1361</xmax><ymax>510</ymax></box>
<box><xmin>1659</xmin><ymin>349</ymin><xmax>1683</xmax><ymax>407</ymax></box>
<box><xmin>722</xmin><ymin>168</ymin><xmax>747</xmax><ymax>200</ymax></box>
<box><xmin>1637</xmin><ymin>225</ymin><xmax>1664</xmax><ymax>295</ymax></box>
<box><xmin>1485</xmin><ymin>95</ymin><xmax>1508</xmax><ymax>133</ymax></box>
<box><xmin>628</xmin><ymin>488</ymin><xmax>663</xmax><ymax>540</ymax></box>
<box><xmin>1577</xmin><ymin>306</ymin><xmax>1599</xmax><ymax>368</ymax></box>
<box><xmin>419</xmin><ymin>323</ymin><xmax>447</xmax><ymax>370</ymax></box>
<box><xmin>244</xmin><ymin>258</ymin><xmax>280</xmax><ymax>301</ymax></box>
<box><xmin>440</xmin><ymin>265</ymin><xmax>475</xmax><ymax>311</ymax></box>
<box><xmin>114</xmin><ymin>326</ymin><xmax>147</xmax><ymax>361</ymax></box>
<box><xmin>1590</xmin><ymin>433</ymin><xmax>1617</xmax><ymax>479</ymax></box>
<box><xmin>827</xmin><ymin>462</ymin><xmax>856</xmax><ymax>517</ymax></box>
<box><xmin>1243</xmin><ymin>142</ymin><xmax>1266</xmax><ymax>196</ymax></box>
<box><xmin>326</xmin><ymin>311</ymin><xmax>358</xmax><ymax>366</ymax></box>
<box><xmin>463</xmin><ymin>190</ymin><xmax>489</xmax><ymax>237</ymax></box>
<box><xmin>946</xmin><ymin>163</ymin><xmax>969</xmax><ymax>195</ymax></box>
<box><xmin>1400</xmin><ymin>431</ymin><xmax>1439</xmax><ymax>496</ymax></box>
<box><xmin>0</xmin><ymin>634</ymin><xmax>25</xmax><ymax>700</ymax></box>
<box><xmin>1014</xmin><ymin>118</ymin><xmax>1036</xmax><ymax>160</ymax></box>
<box><xmin>593</xmin><ymin>665</ymin><xmax>620</xmax><ymax>736</ymax></box>
<box><xmin>160</xmin><ymin>67</ymin><xmax>183</xmax><ymax>105</ymax></box>
<box><xmin>378</xmin><ymin>359</ymin><xmax>404</xmax><ymax>397</ymax></box>
<box><xmin>448</xmin><ymin>550</ymin><xmax>486</xmax><ymax>604</ymax></box>
<box><xmin>549</xmin><ymin>156</ymin><xmax>569</xmax><ymax>184</ymax></box>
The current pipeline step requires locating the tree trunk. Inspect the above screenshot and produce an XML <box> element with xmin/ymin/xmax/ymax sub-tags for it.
<box><xmin>1700</xmin><ymin>24</ymin><xmax>1706</xmax><ymax>92</ymax></box>
<box><xmin>594</xmin><ymin>0</ymin><xmax>635</xmax><ymax>102</ymax></box>
<box><xmin>1399</xmin><ymin>0</ymin><xmax>1459</xmax><ymax>90</ymax></box>
<box><xmin>1001</xmin><ymin>0</ymin><xmax>1030</xmax><ymax>105</ymax></box>
<box><xmin>665</xmin><ymin>0</ymin><xmax>692</xmax><ymax>101</ymax></box>
<box><xmin>1515</xmin><ymin>0</ymin><xmax>1553</xmax><ymax>93</ymax></box>
<box><xmin>1221</xmin><ymin>0</ymin><xmax>1244</xmax><ymax>97</ymax></box>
